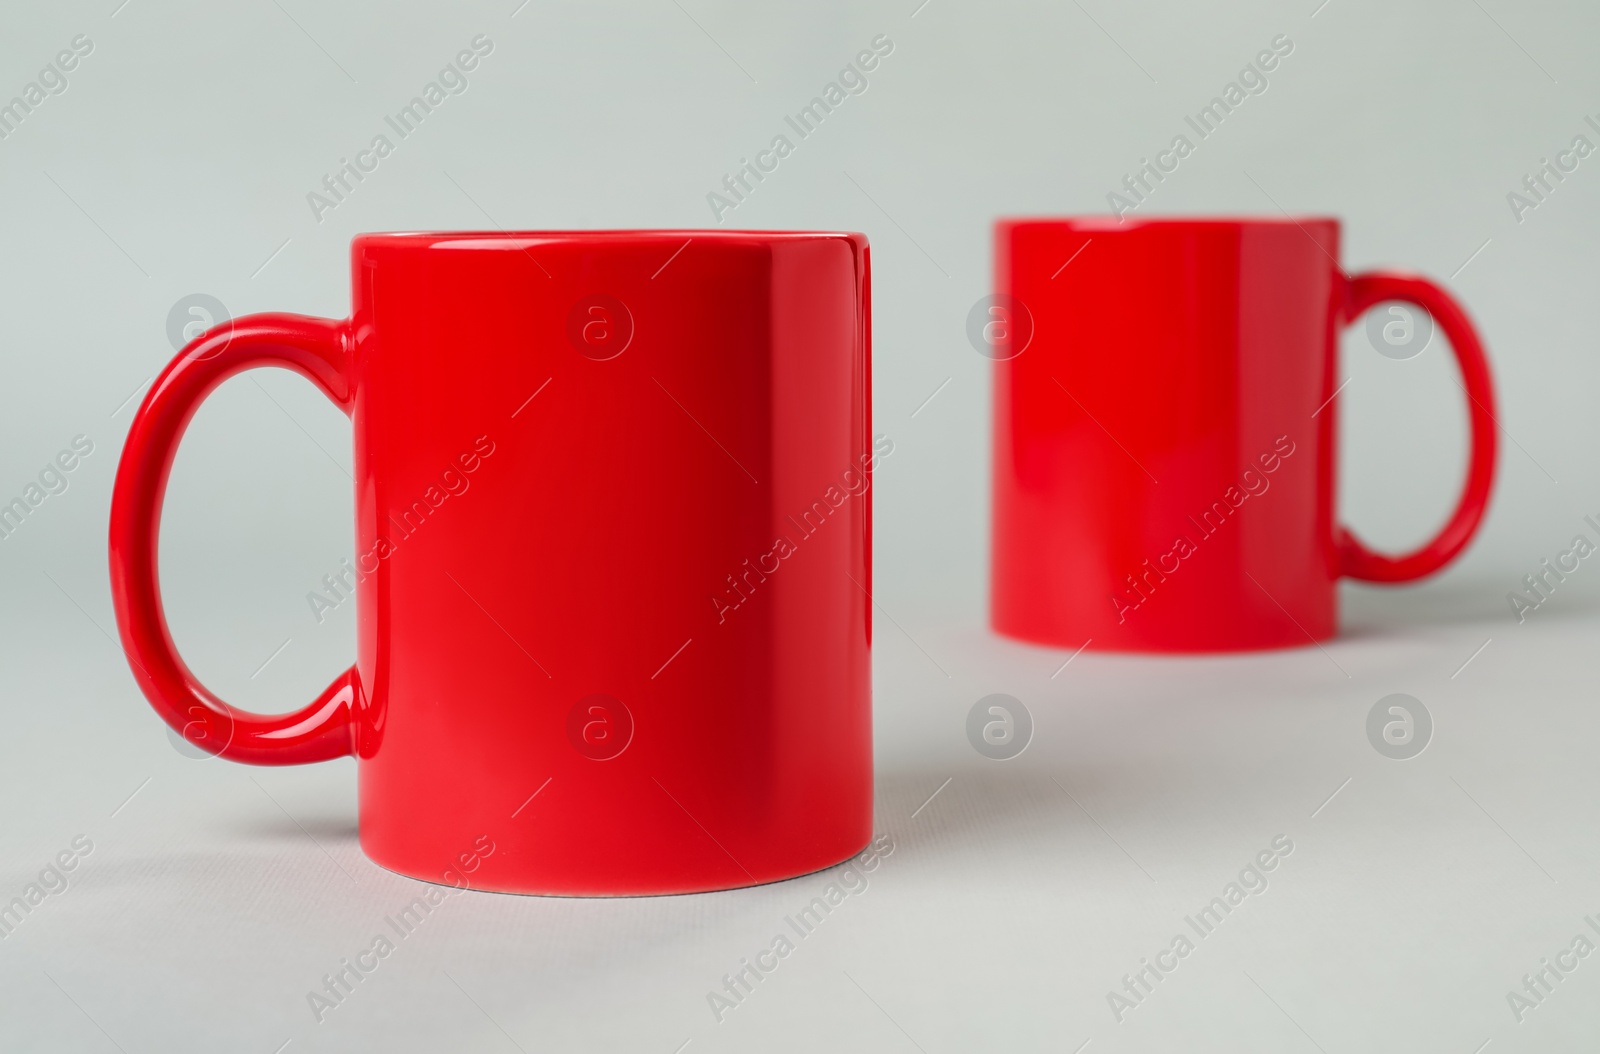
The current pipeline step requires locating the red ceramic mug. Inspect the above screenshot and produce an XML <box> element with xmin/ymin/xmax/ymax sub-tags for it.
<box><xmin>990</xmin><ymin>216</ymin><xmax>1497</xmax><ymax>652</ymax></box>
<box><xmin>109</xmin><ymin>230</ymin><xmax>876</xmax><ymax>895</ymax></box>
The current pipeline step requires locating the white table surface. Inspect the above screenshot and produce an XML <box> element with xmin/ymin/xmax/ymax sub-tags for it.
<box><xmin>3</xmin><ymin>579</ymin><xmax>1595</xmax><ymax>1054</ymax></box>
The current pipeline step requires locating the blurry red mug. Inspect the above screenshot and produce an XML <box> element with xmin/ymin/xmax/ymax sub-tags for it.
<box><xmin>110</xmin><ymin>230</ymin><xmax>876</xmax><ymax>895</ymax></box>
<box><xmin>990</xmin><ymin>216</ymin><xmax>1497</xmax><ymax>652</ymax></box>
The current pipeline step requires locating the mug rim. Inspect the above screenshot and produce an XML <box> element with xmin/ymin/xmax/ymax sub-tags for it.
<box><xmin>997</xmin><ymin>214</ymin><xmax>1338</xmax><ymax>230</ymax></box>
<box><xmin>354</xmin><ymin>228</ymin><xmax>867</xmax><ymax>247</ymax></box>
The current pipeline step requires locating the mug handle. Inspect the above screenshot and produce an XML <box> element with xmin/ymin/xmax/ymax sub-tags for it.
<box><xmin>109</xmin><ymin>313</ymin><xmax>360</xmax><ymax>764</ymax></box>
<box><xmin>1335</xmin><ymin>271</ymin><xmax>1498</xmax><ymax>582</ymax></box>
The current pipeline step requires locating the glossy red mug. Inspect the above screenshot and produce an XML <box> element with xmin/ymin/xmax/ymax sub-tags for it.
<box><xmin>990</xmin><ymin>216</ymin><xmax>1497</xmax><ymax>652</ymax></box>
<box><xmin>110</xmin><ymin>230</ymin><xmax>876</xmax><ymax>895</ymax></box>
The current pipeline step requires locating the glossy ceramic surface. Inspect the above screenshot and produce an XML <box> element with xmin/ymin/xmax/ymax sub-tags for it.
<box><xmin>110</xmin><ymin>230</ymin><xmax>875</xmax><ymax>895</ymax></box>
<box><xmin>991</xmin><ymin>217</ymin><xmax>1496</xmax><ymax>653</ymax></box>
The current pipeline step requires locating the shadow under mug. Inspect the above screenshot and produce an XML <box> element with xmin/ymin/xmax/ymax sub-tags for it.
<box><xmin>990</xmin><ymin>216</ymin><xmax>1497</xmax><ymax>653</ymax></box>
<box><xmin>109</xmin><ymin>230</ymin><xmax>876</xmax><ymax>895</ymax></box>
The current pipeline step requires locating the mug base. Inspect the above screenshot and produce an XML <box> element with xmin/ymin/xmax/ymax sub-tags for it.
<box><xmin>991</xmin><ymin>620</ymin><xmax>1337</xmax><ymax>656</ymax></box>
<box><xmin>359</xmin><ymin>833</ymin><xmax>875</xmax><ymax>898</ymax></box>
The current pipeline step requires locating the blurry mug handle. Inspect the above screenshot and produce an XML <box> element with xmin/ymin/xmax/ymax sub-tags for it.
<box><xmin>1335</xmin><ymin>272</ymin><xmax>1497</xmax><ymax>582</ymax></box>
<box><xmin>109</xmin><ymin>313</ymin><xmax>360</xmax><ymax>764</ymax></box>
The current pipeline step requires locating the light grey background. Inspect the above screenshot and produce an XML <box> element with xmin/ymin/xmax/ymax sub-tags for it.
<box><xmin>2</xmin><ymin>0</ymin><xmax>1598</xmax><ymax>1050</ymax></box>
